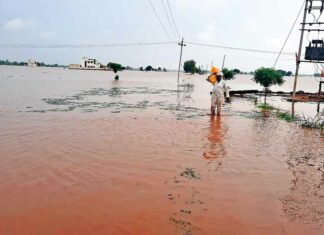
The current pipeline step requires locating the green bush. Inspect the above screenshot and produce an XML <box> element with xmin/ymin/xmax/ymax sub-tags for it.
<box><xmin>253</xmin><ymin>67</ymin><xmax>284</xmax><ymax>104</ymax></box>
<box><xmin>257</xmin><ymin>103</ymin><xmax>275</xmax><ymax>110</ymax></box>
<box><xmin>183</xmin><ymin>60</ymin><xmax>197</xmax><ymax>74</ymax></box>
<box><xmin>277</xmin><ymin>112</ymin><xmax>295</xmax><ymax>122</ymax></box>
<box><xmin>145</xmin><ymin>65</ymin><xmax>153</xmax><ymax>71</ymax></box>
<box><xmin>222</xmin><ymin>68</ymin><xmax>235</xmax><ymax>80</ymax></box>
<box><xmin>108</xmin><ymin>62</ymin><xmax>123</xmax><ymax>74</ymax></box>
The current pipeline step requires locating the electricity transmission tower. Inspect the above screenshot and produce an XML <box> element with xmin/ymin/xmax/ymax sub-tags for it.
<box><xmin>294</xmin><ymin>0</ymin><xmax>324</xmax><ymax>114</ymax></box>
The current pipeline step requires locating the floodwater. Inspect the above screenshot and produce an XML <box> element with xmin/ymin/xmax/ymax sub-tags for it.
<box><xmin>0</xmin><ymin>66</ymin><xmax>323</xmax><ymax>234</ymax></box>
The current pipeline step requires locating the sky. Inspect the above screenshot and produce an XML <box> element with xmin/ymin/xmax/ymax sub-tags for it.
<box><xmin>0</xmin><ymin>0</ymin><xmax>321</xmax><ymax>73</ymax></box>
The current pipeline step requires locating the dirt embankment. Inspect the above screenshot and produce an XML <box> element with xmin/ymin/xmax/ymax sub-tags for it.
<box><xmin>230</xmin><ymin>90</ymin><xmax>324</xmax><ymax>102</ymax></box>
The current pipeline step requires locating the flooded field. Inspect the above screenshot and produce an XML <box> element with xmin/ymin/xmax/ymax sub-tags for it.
<box><xmin>0</xmin><ymin>66</ymin><xmax>323</xmax><ymax>234</ymax></box>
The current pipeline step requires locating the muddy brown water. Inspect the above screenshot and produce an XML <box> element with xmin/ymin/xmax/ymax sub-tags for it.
<box><xmin>0</xmin><ymin>66</ymin><xmax>323</xmax><ymax>234</ymax></box>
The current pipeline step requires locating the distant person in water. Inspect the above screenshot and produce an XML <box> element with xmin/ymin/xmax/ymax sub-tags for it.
<box><xmin>210</xmin><ymin>72</ymin><xmax>229</xmax><ymax>116</ymax></box>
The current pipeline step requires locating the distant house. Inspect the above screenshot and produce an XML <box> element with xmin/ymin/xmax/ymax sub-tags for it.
<box><xmin>69</xmin><ymin>57</ymin><xmax>107</xmax><ymax>70</ymax></box>
<box><xmin>80</xmin><ymin>57</ymin><xmax>101</xmax><ymax>69</ymax></box>
<box><xmin>27</xmin><ymin>59</ymin><xmax>38</xmax><ymax>67</ymax></box>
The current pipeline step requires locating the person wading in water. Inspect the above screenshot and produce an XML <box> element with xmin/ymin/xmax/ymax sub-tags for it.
<box><xmin>210</xmin><ymin>71</ymin><xmax>230</xmax><ymax>116</ymax></box>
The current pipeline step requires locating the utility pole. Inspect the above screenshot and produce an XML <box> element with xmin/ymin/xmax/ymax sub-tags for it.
<box><xmin>293</xmin><ymin>0</ymin><xmax>309</xmax><ymax>101</ymax></box>
<box><xmin>177</xmin><ymin>38</ymin><xmax>186</xmax><ymax>84</ymax></box>
<box><xmin>292</xmin><ymin>0</ymin><xmax>309</xmax><ymax>116</ymax></box>
<box><xmin>222</xmin><ymin>55</ymin><xmax>226</xmax><ymax>70</ymax></box>
<box><xmin>318</xmin><ymin>80</ymin><xmax>323</xmax><ymax>112</ymax></box>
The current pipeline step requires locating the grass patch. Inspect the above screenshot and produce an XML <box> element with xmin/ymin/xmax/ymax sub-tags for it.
<box><xmin>257</xmin><ymin>103</ymin><xmax>275</xmax><ymax>110</ymax></box>
<box><xmin>276</xmin><ymin>111</ymin><xmax>295</xmax><ymax>122</ymax></box>
<box><xmin>257</xmin><ymin>103</ymin><xmax>295</xmax><ymax>122</ymax></box>
<box><xmin>256</xmin><ymin>102</ymin><xmax>323</xmax><ymax>130</ymax></box>
<box><xmin>300</xmin><ymin>113</ymin><xmax>324</xmax><ymax>131</ymax></box>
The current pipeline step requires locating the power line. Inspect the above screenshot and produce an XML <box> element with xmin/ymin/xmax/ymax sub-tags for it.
<box><xmin>273</xmin><ymin>0</ymin><xmax>305</xmax><ymax>68</ymax></box>
<box><xmin>161</xmin><ymin>0</ymin><xmax>178</xmax><ymax>40</ymax></box>
<box><xmin>0</xmin><ymin>42</ymin><xmax>177</xmax><ymax>49</ymax></box>
<box><xmin>0</xmin><ymin>40</ymin><xmax>297</xmax><ymax>58</ymax></box>
<box><xmin>186</xmin><ymin>41</ymin><xmax>295</xmax><ymax>56</ymax></box>
<box><xmin>233</xmin><ymin>55</ymin><xmax>295</xmax><ymax>61</ymax></box>
<box><xmin>166</xmin><ymin>0</ymin><xmax>181</xmax><ymax>39</ymax></box>
<box><xmin>148</xmin><ymin>0</ymin><xmax>173</xmax><ymax>41</ymax></box>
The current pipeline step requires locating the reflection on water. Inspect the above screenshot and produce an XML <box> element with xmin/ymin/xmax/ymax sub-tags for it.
<box><xmin>202</xmin><ymin>116</ymin><xmax>227</xmax><ymax>161</ymax></box>
<box><xmin>177</xmin><ymin>83</ymin><xmax>195</xmax><ymax>104</ymax></box>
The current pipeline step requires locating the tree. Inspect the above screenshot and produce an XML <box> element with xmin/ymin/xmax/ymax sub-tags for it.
<box><xmin>222</xmin><ymin>68</ymin><xmax>236</xmax><ymax>80</ymax></box>
<box><xmin>183</xmin><ymin>60</ymin><xmax>197</xmax><ymax>74</ymax></box>
<box><xmin>139</xmin><ymin>67</ymin><xmax>143</xmax><ymax>71</ymax></box>
<box><xmin>195</xmin><ymin>67</ymin><xmax>202</xmax><ymax>74</ymax></box>
<box><xmin>145</xmin><ymin>65</ymin><xmax>153</xmax><ymax>71</ymax></box>
<box><xmin>163</xmin><ymin>68</ymin><xmax>167</xmax><ymax>72</ymax></box>
<box><xmin>108</xmin><ymin>62</ymin><xmax>123</xmax><ymax>80</ymax></box>
<box><xmin>276</xmin><ymin>69</ymin><xmax>293</xmax><ymax>76</ymax></box>
<box><xmin>252</xmin><ymin>67</ymin><xmax>284</xmax><ymax>104</ymax></box>
<box><xmin>276</xmin><ymin>69</ymin><xmax>287</xmax><ymax>77</ymax></box>
<box><xmin>233</xmin><ymin>69</ymin><xmax>241</xmax><ymax>74</ymax></box>
<box><xmin>286</xmin><ymin>71</ymin><xmax>293</xmax><ymax>76</ymax></box>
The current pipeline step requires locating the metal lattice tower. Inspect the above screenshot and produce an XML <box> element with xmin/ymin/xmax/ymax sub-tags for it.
<box><xmin>293</xmin><ymin>0</ymin><xmax>324</xmax><ymax>114</ymax></box>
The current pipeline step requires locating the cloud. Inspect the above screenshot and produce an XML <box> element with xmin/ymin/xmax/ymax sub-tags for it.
<box><xmin>39</xmin><ymin>31</ymin><xmax>55</xmax><ymax>40</ymax></box>
<box><xmin>198</xmin><ymin>23</ymin><xmax>219</xmax><ymax>43</ymax></box>
<box><xmin>265</xmin><ymin>37</ymin><xmax>283</xmax><ymax>49</ymax></box>
<box><xmin>242</xmin><ymin>18</ymin><xmax>260</xmax><ymax>34</ymax></box>
<box><xmin>3</xmin><ymin>18</ymin><xmax>31</xmax><ymax>31</ymax></box>
<box><xmin>265</xmin><ymin>36</ymin><xmax>299</xmax><ymax>54</ymax></box>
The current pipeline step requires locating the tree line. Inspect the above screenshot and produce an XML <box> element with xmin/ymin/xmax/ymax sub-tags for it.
<box><xmin>183</xmin><ymin>59</ymin><xmax>293</xmax><ymax>78</ymax></box>
<box><xmin>107</xmin><ymin>63</ymin><xmax>168</xmax><ymax>73</ymax></box>
<box><xmin>0</xmin><ymin>59</ymin><xmax>65</xmax><ymax>67</ymax></box>
<box><xmin>183</xmin><ymin>60</ymin><xmax>237</xmax><ymax>80</ymax></box>
<box><xmin>139</xmin><ymin>66</ymin><xmax>167</xmax><ymax>72</ymax></box>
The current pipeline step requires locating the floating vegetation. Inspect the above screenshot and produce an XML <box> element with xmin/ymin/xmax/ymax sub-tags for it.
<box><xmin>28</xmin><ymin>86</ymin><xmax>210</xmax><ymax>120</ymax></box>
<box><xmin>180</xmin><ymin>168</ymin><xmax>201</xmax><ymax>180</ymax></box>
<box><xmin>31</xmin><ymin>84</ymin><xmax>321</xmax><ymax>126</ymax></box>
<box><xmin>169</xmin><ymin>217</ymin><xmax>201</xmax><ymax>235</ymax></box>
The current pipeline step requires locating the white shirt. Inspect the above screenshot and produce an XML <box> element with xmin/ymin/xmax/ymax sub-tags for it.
<box><xmin>212</xmin><ymin>80</ymin><xmax>229</xmax><ymax>97</ymax></box>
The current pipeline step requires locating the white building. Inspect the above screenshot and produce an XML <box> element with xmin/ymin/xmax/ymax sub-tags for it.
<box><xmin>80</xmin><ymin>57</ymin><xmax>101</xmax><ymax>69</ymax></box>
<box><xmin>27</xmin><ymin>59</ymin><xmax>38</xmax><ymax>67</ymax></box>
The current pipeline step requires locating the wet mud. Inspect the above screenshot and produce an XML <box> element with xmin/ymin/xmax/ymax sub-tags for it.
<box><xmin>281</xmin><ymin>145</ymin><xmax>324</xmax><ymax>225</ymax></box>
